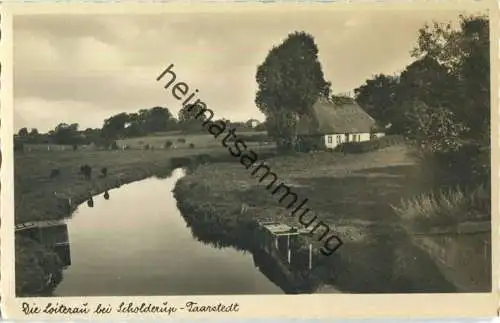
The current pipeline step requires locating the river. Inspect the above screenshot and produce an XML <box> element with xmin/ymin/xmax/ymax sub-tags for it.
<box><xmin>53</xmin><ymin>168</ymin><xmax>284</xmax><ymax>296</ymax></box>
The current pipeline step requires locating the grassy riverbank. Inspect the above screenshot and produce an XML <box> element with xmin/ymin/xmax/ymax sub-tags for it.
<box><xmin>173</xmin><ymin>144</ymin><xmax>491</xmax><ymax>293</ymax></box>
<box><xmin>14</xmin><ymin>139</ymin><xmax>490</xmax><ymax>295</ymax></box>
<box><xmin>14</xmin><ymin>144</ymin><xmax>274</xmax><ymax>295</ymax></box>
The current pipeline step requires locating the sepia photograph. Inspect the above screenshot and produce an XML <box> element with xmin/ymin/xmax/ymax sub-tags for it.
<box><xmin>0</xmin><ymin>0</ymin><xmax>498</xmax><ymax>319</ymax></box>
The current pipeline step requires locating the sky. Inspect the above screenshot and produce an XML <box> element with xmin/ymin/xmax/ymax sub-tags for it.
<box><xmin>13</xmin><ymin>8</ymin><xmax>479</xmax><ymax>133</ymax></box>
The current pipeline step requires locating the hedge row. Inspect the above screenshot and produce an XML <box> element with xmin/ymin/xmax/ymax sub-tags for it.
<box><xmin>334</xmin><ymin>135</ymin><xmax>405</xmax><ymax>154</ymax></box>
<box><xmin>226</xmin><ymin>133</ymin><xmax>271</xmax><ymax>143</ymax></box>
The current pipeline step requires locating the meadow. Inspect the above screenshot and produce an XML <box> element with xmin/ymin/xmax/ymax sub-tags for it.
<box><xmin>117</xmin><ymin>130</ymin><xmax>269</xmax><ymax>149</ymax></box>
<box><xmin>15</xmin><ymin>131</ymin><xmax>272</xmax><ymax>224</ymax></box>
<box><xmin>22</xmin><ymin>131</ymin><xmax>270</xmax><ymax>151</ymax></box>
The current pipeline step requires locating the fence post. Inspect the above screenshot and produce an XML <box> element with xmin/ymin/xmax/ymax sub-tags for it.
<box><xmin>309</xmin><ymin>243</ymin><xmax>312</xmax><ymax>270</ymax></box>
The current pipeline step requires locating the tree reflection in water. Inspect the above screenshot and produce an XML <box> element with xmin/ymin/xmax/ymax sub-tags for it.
<box><xmin>87</xmin><ymin>196</ymin><xmax>94</xmax><ymax>208</ymax></box>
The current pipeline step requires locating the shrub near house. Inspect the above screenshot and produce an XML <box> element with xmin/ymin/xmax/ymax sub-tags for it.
<box><xmin>335</xmin><ymin>135</ymin><xmax>405</xmax><ymax>154</ymax></box>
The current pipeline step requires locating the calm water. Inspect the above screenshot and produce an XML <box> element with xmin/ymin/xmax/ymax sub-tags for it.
<box><xmin>53</xmin><ymin>168</ymin><xmax>283</xmax><ymax>296</ymax></box>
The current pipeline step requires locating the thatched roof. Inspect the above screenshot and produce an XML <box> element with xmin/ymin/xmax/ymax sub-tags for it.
<box><xmin>297</xmin><ymin>97</ymin><xmax>376</xmax><ymax>135</ymax></box>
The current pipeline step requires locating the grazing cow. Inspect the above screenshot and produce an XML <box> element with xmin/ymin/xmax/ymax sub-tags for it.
<box><xmin>80</xmin><ymin>165</ymin><xmax>92</xmax><ymax>180</ymax></box>
<box><xmin>49</xmin><ymin>169</ymin><xmax>60</xmax><ymax>178</ymax></box>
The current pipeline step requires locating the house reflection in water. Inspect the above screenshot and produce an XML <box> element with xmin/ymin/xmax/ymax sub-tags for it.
<box><xmin>16</xmin><ymin>220</ymin><xmax>71</xmax><ymax>269</ymax></box>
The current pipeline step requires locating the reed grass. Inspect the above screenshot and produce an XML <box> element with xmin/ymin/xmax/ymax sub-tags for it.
<box><xmin>391</xmin><ymin>184</ymin><xmax>490</xmax><ymax>228</ymax></box>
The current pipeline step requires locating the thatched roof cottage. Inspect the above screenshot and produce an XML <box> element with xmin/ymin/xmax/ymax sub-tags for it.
<box><xmin>297</xmin><ymin>97</ymin><xmax>385</xmax><ymax>150</ymax></box>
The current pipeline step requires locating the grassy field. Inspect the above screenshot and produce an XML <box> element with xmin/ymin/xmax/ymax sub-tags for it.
<box><xmin>173</xmin><ymin>144</ymin><xmax>491</xmax><ymax>292</ymax></box>
<box><xmin>15</xmin><ymin>141</ymin><xmax>273</xmax><ymax>224</ymax></box>
<box><xmin>118</xmin><ymin>131</ymin><xmax>269</xmax><ymax>149</ymax></box>
<box><xmin>22</xmin><ymin>131</ymin><xmax>270</xmax><ymax>151</ymax></box>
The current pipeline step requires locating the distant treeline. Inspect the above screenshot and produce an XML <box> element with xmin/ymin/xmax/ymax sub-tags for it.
<box><xmin>15</xmin><ymin>106</ymin><xmax>266</xmax><ymax>147</ymax></box>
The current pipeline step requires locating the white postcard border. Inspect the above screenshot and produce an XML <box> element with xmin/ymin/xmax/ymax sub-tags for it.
<box><xmin>0</xmin><ymin>0</ymin><xmax>499</xmax><ymax>320</ymax></box>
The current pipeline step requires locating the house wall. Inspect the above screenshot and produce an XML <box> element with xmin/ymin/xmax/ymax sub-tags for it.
<box><xmin>323</xmin><ymin>133</ymin><xmax>371</xmax><ymax>149</ymax></box>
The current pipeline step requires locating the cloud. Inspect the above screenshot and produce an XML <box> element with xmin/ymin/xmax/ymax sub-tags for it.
<box><xmin>13</xmin><ymin>9</ymin><xmax>470</xmax><ymax>132</ymax></box>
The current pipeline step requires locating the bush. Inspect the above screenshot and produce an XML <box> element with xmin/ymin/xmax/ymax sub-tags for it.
<box><xmin>189</xmin><ymin>143</ymin><xmax>195</xmax><ymax>149</ymax></box>
<box><xmin>334</xmin><ymin>135</ymin><xmax>404</xmax><ymax>154</ymax></box>
<box><xmin>164</xmin><ymin>140</ymin><xmax>173</xmax><ymax>149</ymax></box>
<box><xmin>177</xmin><ymin>138</ymin><xmax>186</xmax><ymax>143</ymax></box>
<box><xmin>16</xmin><ymin>236</ymin><xmax>63</xmax><ymax>296</ymax></box>
<box><xmin>414</xmin><ymin>142</ymin><xmax>490</xmax><ymax>187</ymax></box>
<box><xmin>297</xmin><ymin>136</ymin><xmax>325</xmax><ymax>152</ymax></box>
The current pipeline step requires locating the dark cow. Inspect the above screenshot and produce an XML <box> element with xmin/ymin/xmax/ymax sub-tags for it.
<box><xmin>80</xmin><ymin>164</ymin><xmax>92</xmax><ymax>180</ymax></box>
<box><xmin>49</xmin><ymin>169</ymin><xmax>60</xmax><ymax>179</ymax></box>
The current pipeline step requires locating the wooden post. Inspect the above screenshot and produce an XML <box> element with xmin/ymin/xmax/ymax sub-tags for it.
<box><xmin>275</xmin><ymin>236</ymin><xmax>278</xmax><ymax>250</ymax></box>
<box><xmin>287</xmin><ymin>235</ymin><xmax>291</xmax><ymax>264</ymax></box>
<box><xmin>484</xmin><ymin>239</ymin><xmax>488</xmax><ymax>277</ymax></box>
<box><xmin>308</xmin><ymin>243</ymin><xmax>312</xmax><ymax>270</ymax></box>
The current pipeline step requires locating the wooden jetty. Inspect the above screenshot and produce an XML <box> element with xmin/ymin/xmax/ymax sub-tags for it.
<box><xmin>15</xmin><ymin>219</ymin><xmax>71</xmax><ymax>268</ymax></box>
<box><xmin>15</xmin><ymin>219</ymin><xmax>67</xmax><ymax>232</ymax></box>
<box><xmin>257</xmin><ymin>219</ymin><xmax>314</xmax><ymax>270</ymax></box>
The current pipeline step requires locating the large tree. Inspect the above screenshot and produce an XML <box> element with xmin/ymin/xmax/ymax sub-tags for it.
<box><xmin>255</xmin><ymin>31</ymin><xmax>331</xmax><ymax>151</ymax></box>
<box><xmin>389</xmin><ymin>56</ymin><xmax>459</xmax><ymax>134</ymax></box>
<box><xmin>51</xmin><ymin>123</ymin><xmax>79</xmax><ymax>145</ymax></box>
<box><xmin>178</xmin><ymin>103</ymin><xmax>207</xmax><ymax>133</ymax></box>
<box><xmin>136</xmin><ymin>107</ymin><xmax>174</xmax><ymax>133</ymax></box>
<box><xmin>354</xmin><ymin>74</ymin><xmax>399</xmax><ymax>127</ymax></box>
<box><xmin>402</xmin><ymin>14</ymin><xmax>490</xmax><ymax>184</ymax></box>
<box><xmin>410</xmin><ymin>14</ymin><xmax>489</xmax><ymax>142</ymax></box>
<box><xmin>102</xmin><ymin>112</ymin><xmax>130</xmax><ymax>139</ymax></box>
<box><xmin>102</xmin><ymin>107</ymin><xmax>175</xmax><ymax>139</ymax></box>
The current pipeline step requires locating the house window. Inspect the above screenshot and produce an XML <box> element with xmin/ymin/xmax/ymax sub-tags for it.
<box><xmin>336</xmin><ymin>135</ymin><xmax>341</xmax><ymax>144</ymax></box>
<box><xmin>327</xmin><ymin>135</ymin><xmax>332</xmax><ymax>144</ymax></box>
